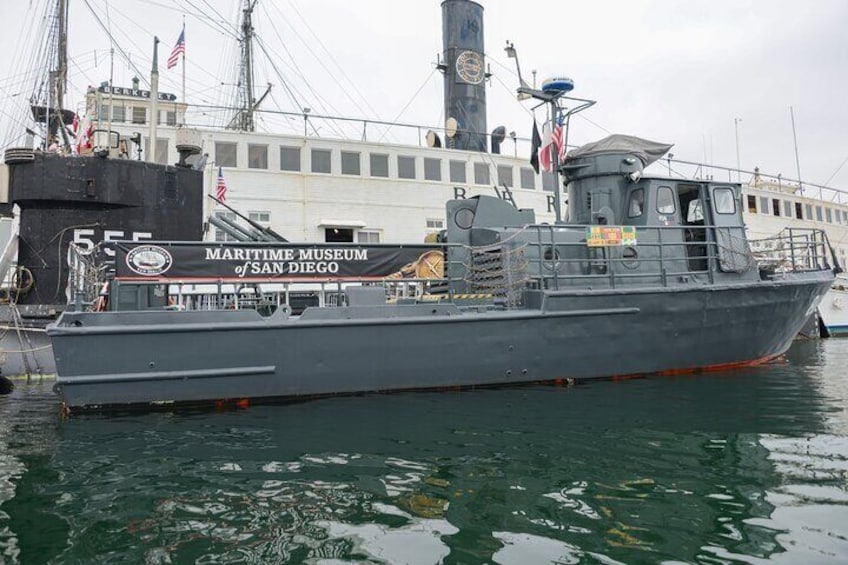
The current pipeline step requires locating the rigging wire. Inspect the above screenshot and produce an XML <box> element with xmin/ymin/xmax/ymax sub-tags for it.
<box><xmin>378</xmin><ymin>68</ymin><xmax>439</xmax><ymax>143</ymax></box>
<box><xmin>253</xmin><ymin>5</ymin><xmax>351</xmax><ymax>138</ymax></box>
<box><xmin>81</xmin><ymin>0</ymin><xmax>148</xmax><ymax>88</ymax></box>
<box><xmin>176</xmin><ymin>0</ymin><xmax>240</xmax><ymax>40</ymax></box>
<box><xmin>823</xmin><ymin>155</ymin><xmax>848</xmax><ymax>188</ymax></box>
<box><xmin>272</xmin><ymin>0</ymin><xmax>383</xmax><ymax>122</ymax></box>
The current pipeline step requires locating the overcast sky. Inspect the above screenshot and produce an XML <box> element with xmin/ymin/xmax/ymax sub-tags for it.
<box><xmin>1</xmin><ymin>0</ymin><xmax>846</xmax><ymax>189</ymax></box>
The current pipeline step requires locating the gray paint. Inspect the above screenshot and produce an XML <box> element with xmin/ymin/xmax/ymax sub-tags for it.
<box><xmin>49</xmin><ymin>272</ymin><xmax>832</xmax><ymax>410</ymax></box>
<box><xmin>45</xmin><ymin>143</ymin><xmax>838</xmax><ymax>411</ymax></box>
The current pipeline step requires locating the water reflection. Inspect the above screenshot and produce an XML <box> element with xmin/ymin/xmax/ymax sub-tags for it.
<box><xmin>0</xmin><ymin>340</ymin><xmax>846</xmax><ymax>563</ymax></box>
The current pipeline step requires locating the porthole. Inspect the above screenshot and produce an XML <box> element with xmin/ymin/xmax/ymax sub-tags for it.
<box><xmin>621</xmin><ymin>246</ymin><xmax>639</xmax><ymax>269</ymax></box>
<box><xmin>454</xmin><ymin>208</ymin><xmax>475</xmax><ymax>229</ymax></box>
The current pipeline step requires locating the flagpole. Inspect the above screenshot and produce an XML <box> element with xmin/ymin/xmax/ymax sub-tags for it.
<box><xmin>181</xmin><ymin>19</ymin><xmax>186</xmax><ymax>118</ymax></box>
<box><xmin>549</xmin><ymin>102</ymin><xmax>562</xmax><ymax>223</ymax></box>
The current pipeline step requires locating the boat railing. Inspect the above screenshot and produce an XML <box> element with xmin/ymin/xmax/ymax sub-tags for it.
<box><xmin>67</xmin><ymin>226</ymin><xmax>833</xmax><ymax>314</ymax></box>
<box><xmin>748</xmin><ymin>228</ymin><xmax>835</xmax><ymax>275</ymax></box>
<box><xmin>473</xmin><ymin>223</ymin><xmax>741</xmax><ymax>292</ymax></box>
<box><xmin>453</xmin><ymin>223</ymin><xmax>831</xmax><ymax>297</ymax></box>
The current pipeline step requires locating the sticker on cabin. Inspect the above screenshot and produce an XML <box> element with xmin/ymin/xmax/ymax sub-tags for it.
<box><xmin>586</xmin><ymin>226</ymin><xmax>637</xmax><ymax>247</ymax></box>
<box><xmin>125</xmin><ymin>245</ymin><xmax>174</xmax><ymax>276</ymax></box>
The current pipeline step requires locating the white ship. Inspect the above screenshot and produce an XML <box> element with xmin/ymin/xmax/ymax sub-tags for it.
<box><xmin>740</xmin><ymin>173</ymin><xmax>848</xmax><ymax>336</ymax></box>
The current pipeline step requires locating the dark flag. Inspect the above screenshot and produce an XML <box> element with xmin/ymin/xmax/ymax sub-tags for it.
<box><xmin>530</xmin><ymin>120</ymin><xmax>542</xmax><ymax>173</ymax></box>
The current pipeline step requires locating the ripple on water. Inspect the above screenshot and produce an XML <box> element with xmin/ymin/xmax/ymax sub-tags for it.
<box><xmin>0</xmin><ymin>341</ymin><xmax>847</xmax><ymax>563</ymax></box>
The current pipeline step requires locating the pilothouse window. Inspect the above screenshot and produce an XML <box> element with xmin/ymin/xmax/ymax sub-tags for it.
<box><xmin>628</xmin><ymin>188</ymin><xmax>644</xmax><ymax>218</ymax></box>
<box><xmin>656</xmin><ymin>186</ymin><xmax>675</xmax><ymax>214</ymax></box>
<box><xmin>714</xmin><ymin>188</ymin><xmax>736</xmax><ymax>214</ymax></box>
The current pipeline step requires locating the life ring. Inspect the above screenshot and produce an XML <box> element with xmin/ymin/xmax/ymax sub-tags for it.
<box><xmin>834</xmin><ymin>297</ymin><xmax>844</xmax><ymax>309</ymax></box>
<box><xmin>12</xmin><ymin>267</ymin><xmax>34</xmax><ymax>295</ymax></box>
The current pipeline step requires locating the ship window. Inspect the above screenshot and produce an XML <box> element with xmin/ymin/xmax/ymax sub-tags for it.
<box><xmin>370</xmin><ymin>153</ymin><xmax>389</xmax><ymax>177</ymax></box>
<box><xmin>248</xmin><ymin>144</ymin><xmax>268</xmax><ymax>169</ymax></box>
<box><xmin>805</xmin><ymin>204</ymin><xmax>813</xmax><ymax>220</ymax></box>
<box><xmin>99</xmin><ymin>104</ymin><xmax>110</xmax><ymax>120</ymax></box>
<box><xmin>449</xmin><ymin>160</ymin><xmax>466</xmax><ymax>183</ymax></box>
<box><xmin>714</xmin><ymin>188</ymin><xmax>736</xmax><ymax>214</ymax></box>
<box><xmin>656</xmin><ymin>185</ymin><xmax>675</xmax><ymax>214</ymax></box>
<box><xmin>341</xmin><ymin>151</ymin><xmax>361</xmax><ymax>175</ymax></box>
<box><xmin>771</xmin><ymin>198</ymin><xmax>780</xmax><ymax>216</ymax></box>
<box><xmin>826</xmin><ymin>208</ymin><xmax>833</xmax><ymax>223</ymax></box>
<box><xmin>746</xmin><ymin>194</ymin><xmax>757</xmax><ymax>213</ymax></box>
<box><xmin>426</xmin><ymin>218</ymin><xmax>444</xmax><ymax>235</ymax></box>
<box><xmin>628</xmin><ymin>188</ymin><xmax>644</xmax><ymax>218</ymax></box>
<box><xmin>398</xmin><ymin>156</ymin><xmax>416</xmax><ymax>179</ymax></box>
<box><xmin>165</xmin><ymin>111</ymin><xmax>176</xmax><ymax>126</ymax></box>
<box><xmin>356</xmin><ymin>230</ymin><xmax>381</xmax><ymax>243</ymax></box>
<box><xmin>795</xmin><ymin>202</ymin><xmax>803</xmax><ymax>219</ymax></box>
<box><xmin>248</xmin><ymin>211</ymin><xmax>270</xmax><ymax>226</ymax></box>
<box><xmin>497</xmin><ymin>165</ymin><xmax>514</xmax><ymax>188</ymax></box>
<box><xmin>112</xmin><ymin>105</ymin><xmax>125</xmax><ymax>122</ymax></box>
<box><xmin>783</xmin><ymin>200</ymin><xmax>793</xmax><ymax>217</ymax></box>
<box><xmin>542</xmin><ymin>172</ymin><xmax>556</xmax><ymax>192</ymax></box>
<box><xmin>843</xmin><ymin>210</ymin><xmax>848</xmax><ymax>223</ymax></box>
<box><xmin>759</xmin><ymin>196</ymin><xmax>769</xmax><ymax>214</ymax></box>
<box><xmin>520</xmin><ymin>167</ymin><xmax>535</xmax><ymax>189</ymax></box>
<box><xmin>280</xmin><ymin>146</ymin><xmax>300</xmax><ymax>171</ymax></box>
<box><xmin>215</xmin><ymin>142</ymin><xmax>237</xmax><ymax>167</ymax></box>
<box><xmin>132</xmin><ymin>106</ymin><xmax>146</xmax><ymax>124</ymax></box>
<box><xmin>474</xmin><ymin>163</ymin><xmax>490</xmax><ymax>185</ymax></box>
<box><xmin>816</xmin><ymin>206</ymin><xmax>823</xmax><ymax>221</ymax></box>
<box><xmin>424</xmin><ymin>158</ymin><xmax>441</xmax><ymax>181</ymax></box>
<box><xmin>311</xmin><ymin>148</ymin><xmax>332</xmax><ymax>174</ymax></box>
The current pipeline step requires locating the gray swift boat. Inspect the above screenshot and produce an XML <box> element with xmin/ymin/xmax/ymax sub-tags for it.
<box><xmin>47</xmin><ymin>135</ymin><xmax>836</xmax><ymax>411</ymax></box>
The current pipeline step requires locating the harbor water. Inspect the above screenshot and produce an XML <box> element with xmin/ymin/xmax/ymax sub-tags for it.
<box><xmin>1</xmin><ymin>340</ymin><xmax>847</xmax><ymax>564</ymax></box>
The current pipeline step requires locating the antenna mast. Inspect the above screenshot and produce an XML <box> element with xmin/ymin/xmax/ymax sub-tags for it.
<box><xmin>505</xmin><ymin>42</ymin><xmax>595</xmax><ymax>223</ymax></box>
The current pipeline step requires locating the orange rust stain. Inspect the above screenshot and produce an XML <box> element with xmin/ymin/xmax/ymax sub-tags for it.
<box><xmin>654</xmin><ymin>353</ymin><xmax>784</xmax><ymax>376</ymax></box>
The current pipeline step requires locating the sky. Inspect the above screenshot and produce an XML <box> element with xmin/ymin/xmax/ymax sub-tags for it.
<box><xmin>1</xmin><ymin>0</ymin><xmax>846</xmax><ymax>190</ymax></box>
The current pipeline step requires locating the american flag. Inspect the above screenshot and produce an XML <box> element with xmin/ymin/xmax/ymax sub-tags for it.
<box><xmin>167</xmin><ymin>28</ymin><xmax>185</xmax><ymax>70</ymax></box>
<box><xmin>551</xmin><ymin>113</ymin><xmax>566</xmax><ymax>163</ymax></box>
<box><xmin>216</xmin><ymin>167</ymin><xmax>227</xmax><ymax>202</ymax></box>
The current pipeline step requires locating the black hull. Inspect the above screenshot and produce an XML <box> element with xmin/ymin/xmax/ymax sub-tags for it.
<box><xmin>4</xmin><ymin>152</ymin><xmax>203</xmax><ymax>308</ymax></box>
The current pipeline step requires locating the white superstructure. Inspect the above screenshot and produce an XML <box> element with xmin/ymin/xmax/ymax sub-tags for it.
<box><xmin>741</xmin><ymin>175</ymin><xmax>848</xmax><ymax>336</ymax></box>
<box><xmin>84</xmin><ymin>86</ymin><xmax>559</xmax><ymax>245</ymax></box>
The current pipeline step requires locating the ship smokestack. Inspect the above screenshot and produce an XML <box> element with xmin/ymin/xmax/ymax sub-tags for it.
<box><xmin>441</xmin><ymin>0</ymin><xmax>487</xmax><ymax>152</ymax></box>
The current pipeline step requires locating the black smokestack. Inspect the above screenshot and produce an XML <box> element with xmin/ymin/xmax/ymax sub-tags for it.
<box><xmin>441</xmin><ymin>0</ymin><xmax>487</xmax><ymax>152</ymax></box>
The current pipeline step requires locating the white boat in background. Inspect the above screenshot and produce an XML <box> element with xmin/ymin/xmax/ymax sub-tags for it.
<box><xmin>740</xmin><ymin>172</ymin><xmax>848</xmax><ymax>337</ymax></box>
<box><xmin>817</xmin><ymin>276</ymin><xmax>848</xmax><ymax>336</ymax></box>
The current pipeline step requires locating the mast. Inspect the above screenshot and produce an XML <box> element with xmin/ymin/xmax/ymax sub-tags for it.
<box><xmin>56</xmin><ymin>0</ymin><xmax>68</xmax><ymax>114</ymax></box>
<box><xmin>237</xmin><ymin>0</ymin><xmax>257</xmax><ymax>131</ymax></box>
<box><xmin>42</xmin><ymin>0</ymin><xmax>71</xmax><ymax>145</ymax></box>
<box><xmin>505</xmin><ymin>43</ymin><xmax>595</xmax><ymax>223</ymax></box>
<box><xmin>150</xmin><ymin>37</ymin><xmax>160</xmax><ymax>162</ymax></box>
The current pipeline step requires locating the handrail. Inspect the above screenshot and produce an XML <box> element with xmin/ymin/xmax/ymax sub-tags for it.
<box><xmin>69</xmin><ymin>223</ymin><xmax>834</xmax><ymax>313</ymax></box>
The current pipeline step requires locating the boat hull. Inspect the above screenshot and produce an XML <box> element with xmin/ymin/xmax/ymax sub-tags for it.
<box><xmin>47</xmin><ymin>273</ymin><xmax>833</xmax><ymax>411</ymax></box>
<box><xmin>818</xmin><ymin>279</ymin><xmax>848</xmax><ymax>337</ymax></box>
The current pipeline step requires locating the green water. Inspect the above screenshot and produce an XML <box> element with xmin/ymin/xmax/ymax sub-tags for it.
<box><xmin>1</xmin><ymin>340</ymin><xmax>847</xmax><ymax>564</ymax></box>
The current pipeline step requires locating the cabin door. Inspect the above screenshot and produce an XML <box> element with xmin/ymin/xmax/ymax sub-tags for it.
<box><xmin>676</xmin><ymin>183</ymin><xmax>708</xmax><ymax>271</ymax></box>
<box><xmin>706</xmin><ymin>184</ymin><xmax>751</xmax><ymax>273</ymax></box>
